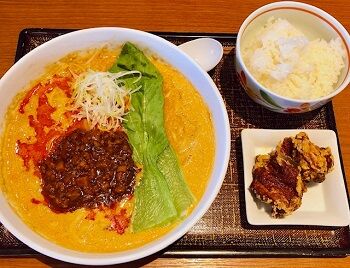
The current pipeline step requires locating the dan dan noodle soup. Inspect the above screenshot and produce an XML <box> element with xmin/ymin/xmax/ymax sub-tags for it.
<box><xmin>0</xmin><ymin>43</ymin><xmax>215</xmax><ymax>252</ymax></box>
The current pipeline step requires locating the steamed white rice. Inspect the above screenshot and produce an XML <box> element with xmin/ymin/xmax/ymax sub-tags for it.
<box><xmin>242</xmin><ymin>17</ymin><xmax>346</xmax><ymax>100</ymax></box>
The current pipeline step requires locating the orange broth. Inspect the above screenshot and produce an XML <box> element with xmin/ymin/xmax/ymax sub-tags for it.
<box><xmin>0</xmin><ymin>46</ymin><xmax>215</xmax><ymax>252</ymax></box>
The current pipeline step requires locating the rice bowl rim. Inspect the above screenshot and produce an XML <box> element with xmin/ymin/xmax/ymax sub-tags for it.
<box><xmin>236</xmin><ymin>1</ymin><xmax>350</xmax><ymax>104</ymax></box>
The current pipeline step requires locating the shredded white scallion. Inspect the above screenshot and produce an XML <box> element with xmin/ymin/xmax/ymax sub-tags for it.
<box><xmin>72</xmin><ymin>70</ymin><xmax>142</xmax><ymax>130</ymax></box>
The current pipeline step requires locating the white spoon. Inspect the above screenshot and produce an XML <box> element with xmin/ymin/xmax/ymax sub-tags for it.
<box><xmin>178</xmin><ymin>38</ymin><xmax>223</xmax><ymax>72</ymax></box>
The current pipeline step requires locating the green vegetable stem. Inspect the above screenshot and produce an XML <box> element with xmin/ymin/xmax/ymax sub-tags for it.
<box><xmin>110</xmin><ymin>42</ymin><xmax>194</xmax><ymax>232</ymax></box>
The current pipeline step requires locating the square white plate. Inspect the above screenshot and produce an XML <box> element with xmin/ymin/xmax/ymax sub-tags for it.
<box><xmin>241</xmin><ymin>129</ymin><xmax>350</xmax><ymax>226</ymax></box>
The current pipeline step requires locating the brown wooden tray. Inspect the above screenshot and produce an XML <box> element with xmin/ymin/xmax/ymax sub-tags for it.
<box><xmin>1</xmin><ymin>29</ymin><xmax>349</xmax><ymax>257</ymax></box>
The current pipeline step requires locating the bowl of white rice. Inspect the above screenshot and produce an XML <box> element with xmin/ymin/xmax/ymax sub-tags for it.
<box><xmin>235</xmin><ymin>1</ymin><xmax>350</xmax><ymax>113</ymax></box>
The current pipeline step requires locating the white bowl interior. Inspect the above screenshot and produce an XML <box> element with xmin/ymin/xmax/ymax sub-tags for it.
<box><xmin>0</xmin><ymin>28</ymin><xmax>230</xmax><ymax>265</ymax></box>
<box><xmin>240</xmin><ymin>3</ymin><xmax>350</xmax><ymax>99</ymax></box>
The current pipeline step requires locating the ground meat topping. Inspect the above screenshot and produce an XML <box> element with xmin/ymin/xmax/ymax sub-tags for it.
<box><xmin>38</xmin><ymin>128</ymin><xmax>137</xmax><ymax>213</ymax></box>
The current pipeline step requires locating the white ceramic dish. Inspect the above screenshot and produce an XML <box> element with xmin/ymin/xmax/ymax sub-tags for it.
<box><xmin>0</xmin><ymin>27</ymin><xmax>230</xmax><ymax>265</ymax></box>
<box><xmin>241</xmin><ymin>128</ymin><xmax>350</xmax><ymax>226</ymax></box>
